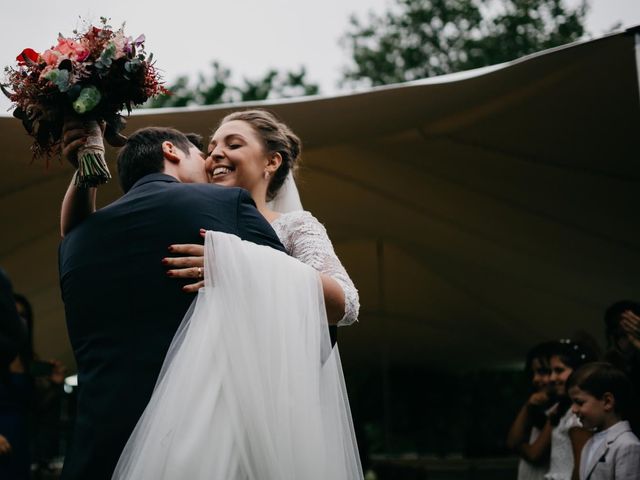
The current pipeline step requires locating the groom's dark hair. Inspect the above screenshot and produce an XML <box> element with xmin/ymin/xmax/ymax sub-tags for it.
<box><xmin>117</xmin><ymin>127</ymin><xmax>200</xmax><ymax>193</ymax></box>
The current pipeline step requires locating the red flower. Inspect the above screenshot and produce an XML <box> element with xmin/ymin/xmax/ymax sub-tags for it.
<box><xmin>16</xmin><ymin>48</ymin><xmax>39</xmax><ymax>65</ymax></box>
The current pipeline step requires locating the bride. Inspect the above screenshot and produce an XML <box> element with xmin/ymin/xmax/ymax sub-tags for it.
<box><xmin>61</xmin><ymin>110</ymin><xmax>363</xmax><ymax>479</ymax></box>
<box><xmin>160</xmin><ymin>110</ymin><xmax>358</xmax><ymax>328</ymax></box>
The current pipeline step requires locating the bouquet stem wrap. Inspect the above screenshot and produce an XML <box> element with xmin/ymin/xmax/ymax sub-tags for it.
<box><xmin>74</xmin><ymin>120</ymin><xmax>111</xmax><ymax>188</ymax></box>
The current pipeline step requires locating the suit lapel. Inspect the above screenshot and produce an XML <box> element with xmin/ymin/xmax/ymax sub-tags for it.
<box><xmin>584</xmin><ymin>421</ymin><xmax>633</xmax><ymax>479</ymax></box>
<box><xmin>585</xmin><ymin>441</ymin><xmax>609</xmax><ymax>479</ymax></box>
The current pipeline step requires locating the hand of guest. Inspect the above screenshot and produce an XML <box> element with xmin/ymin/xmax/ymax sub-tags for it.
<box><xmin>164</xmin><ymin>230</ymin><xmax>206</xmax><ymax>293</ymax></box>
<box><xmin>0</xmin><ymin>434</ymin><xmax>12</xmax><ymax>455</ymax></box>
<box><xmin>49</xmin><ymin>359</ymin><xmax>67</xmax><ymax>385</ymax></box>
<box><xmin>545</xmin><ymin>402</ymin><xmax>560</xmax><ymax>422</ymax></box>
<box><xmin>621</xmin><ymin>310</ymin><xmax>640</xmax><ymax>350</ymax></box>
<box><xmin>527</xmin><ymin>391</ymin><xmax>549</xmax><ymax>407</ymax></box>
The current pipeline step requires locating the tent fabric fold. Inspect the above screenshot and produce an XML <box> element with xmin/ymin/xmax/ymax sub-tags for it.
<box><xmin>1</xmin><ymin>30</ymin><xmax>638</xmax><ymax>370</ymax></box>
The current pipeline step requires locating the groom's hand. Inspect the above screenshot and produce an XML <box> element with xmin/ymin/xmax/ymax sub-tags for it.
<box><xmin>164</xmin><ymin>243</ymin><xmax>206</xmax><ymax>293</ymax></box>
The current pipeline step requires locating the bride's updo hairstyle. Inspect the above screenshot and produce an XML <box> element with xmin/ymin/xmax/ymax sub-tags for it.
<box><xmin>218</xmin><ymin>110</ymin><xmax>301</xmax><ymax>201</ymax></box>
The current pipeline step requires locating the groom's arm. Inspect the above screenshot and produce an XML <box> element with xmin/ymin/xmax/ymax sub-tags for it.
<box><xmin>235</xmin><ymin>189</ymin><xmax>286</xmax><ymax>253</ymax></box>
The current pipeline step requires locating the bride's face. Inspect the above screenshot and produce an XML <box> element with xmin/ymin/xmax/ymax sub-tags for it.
<box><xmin>206</xmin><ymin>120</ymin><xmax>269</xmax><ymax>194</ymax></box>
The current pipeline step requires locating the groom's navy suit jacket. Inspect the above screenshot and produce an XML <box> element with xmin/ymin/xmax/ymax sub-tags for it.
<box><xmin>58</xmin><ymin>173</ymin><xmax>285</xmax><ymax>480</ymax></box>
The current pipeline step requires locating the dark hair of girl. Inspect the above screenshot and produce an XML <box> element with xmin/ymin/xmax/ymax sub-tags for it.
<box><xmin>548</xmin><ymin>338</ymin><xmax>600</xmax><ymax>424</ymax></box>
<box><xmin>524</xmin><ymin>341</ymin><xmax>554</xmax><ymax>378</ymax></box>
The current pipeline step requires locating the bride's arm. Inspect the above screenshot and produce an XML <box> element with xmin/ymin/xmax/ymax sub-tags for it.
<box><xmin>284</xmin><ymin>212</ymin><xmax>359</xmax><ymax>326</ymax></box>
<box><xmin>61</xmin><ymin>177</ymin><xmax>97</xmax><ymax>237</ymax></box>
<box><xmin>319</xmin><ymin>275</ymin><xmax>346</xmax><ymax>325</ymax></box>
<box><xmin>164</xmin><ymin>229</ymin><xmax>353</xmax><ymax>325</ymax></box>
<box><xmin>60</xmin><ymin>122</ymin><xmax>97</xmax><ymax>237</ymax></box>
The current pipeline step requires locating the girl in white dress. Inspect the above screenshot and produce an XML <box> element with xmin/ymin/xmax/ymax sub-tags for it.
<box><xmin>507</xmin><ymin>340</ymin><xmax>597</xmax><ymax>480</ymax></box>
<box><xmin>506</xmin><ymin>342</ymin><xmax>554</xmax><ymax>480</ymax></box>
<box><xmin>544</xmin><ymin>340</ymin><xmax>597</xmax><ymax>480</ymax></box>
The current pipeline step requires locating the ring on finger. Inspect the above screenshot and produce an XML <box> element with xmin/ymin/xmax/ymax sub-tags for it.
<box><xmin>197</xmin><ymin>267</ymin><xmax>203</xmax><ymax>278</ymax></box>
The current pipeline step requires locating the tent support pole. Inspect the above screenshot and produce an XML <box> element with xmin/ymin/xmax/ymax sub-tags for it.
<box><xmin>377</xmin><ymin>238</ymin><xmax>392</xmax><ymax>453</ymax></box>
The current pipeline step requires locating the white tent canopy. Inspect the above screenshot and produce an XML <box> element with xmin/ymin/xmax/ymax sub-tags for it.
<box><xmin>1</xmin><ymin>29</ymin><xmax>638</xmax><ymax>371</ymax></box>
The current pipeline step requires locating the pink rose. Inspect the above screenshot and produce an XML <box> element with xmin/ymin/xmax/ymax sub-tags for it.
<box><xmin>41</xmin><ymin>49</ymin><xmax>61</xmax><ymax>67</ymax></box>
<box><xmin>110</xmin><ymin>31</ymin><xmax>128</xmax><ymax>60</ymax></box>
<box><xmin>55</xmin><ymin>37</ymin><xmax>90</xmax><ymax>62</ymax></box>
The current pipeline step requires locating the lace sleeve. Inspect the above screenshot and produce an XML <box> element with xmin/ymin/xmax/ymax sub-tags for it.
<box><xmin>274</xmin><ymin>211</ymin><xmax>359</xmax><ymax>326</ymax></box>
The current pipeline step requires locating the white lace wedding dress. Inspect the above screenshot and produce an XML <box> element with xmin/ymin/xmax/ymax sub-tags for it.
<box><xmin>112</xmin><ymin>209</ymin><xmax>362</xmax><ymax>479</ymax></box>
<box><xmin>271</xmin><ymin>210</ymin><xmax>359</xmax><ymax>326</ymax></box>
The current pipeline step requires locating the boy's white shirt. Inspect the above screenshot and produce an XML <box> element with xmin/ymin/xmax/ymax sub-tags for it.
<box><xmin>582</xmin><ymin>427</ymin><xmax>607</xmax><ymax>471</ymax></box>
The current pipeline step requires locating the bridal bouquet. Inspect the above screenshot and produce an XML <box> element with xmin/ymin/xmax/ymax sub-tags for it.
<box><xmin>2</xmin><ymin>18</ymin><xmax>168</xmax><ymax>187</ymax></box>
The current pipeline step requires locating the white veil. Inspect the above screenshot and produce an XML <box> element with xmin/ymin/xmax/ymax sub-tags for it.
<box><xmin>266</xmin><ymin>171</ymin><xmax>303</xmax><ymax>213</ymax></box>
<box><xmin>112</xmin><ymin>231</ymin><xmax>363</xmax><ymax>479</ymax></box>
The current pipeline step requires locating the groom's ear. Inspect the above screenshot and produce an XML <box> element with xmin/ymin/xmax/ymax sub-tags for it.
<box><xmin>162</xmin><ymin>141</ymin><xmax>181</xmax><ymax>164</ymax></box>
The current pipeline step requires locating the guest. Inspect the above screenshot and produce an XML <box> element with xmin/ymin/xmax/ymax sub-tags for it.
<box><xmin>0</xmin><ymin>270</ymin><xmax>29</xmax><ymax>479</ymax></box>
<box><xmin>0</xmin><ymin>269</ymin><xmax>24</xmax><ymax>371</ymax></box>
<box><xmin>567</xmin><ymin>362</ymin><xmax>640</xmax><ymax>479</ymax></box>
<box><xmin>603</xmin><ymin>301</ymin><xmax>640</xmax><ymax>435</ymax></box>
<box><xmin>603</xmin><ymin>302</ymin><xmax>640</xmax><ymax>374</ymax></box>
<box><xmin>544</xmin><ymin>339</ymin><xmax>598</xmax><ymax>480</ymax></box>
<box><xmin>14</xmin><ymin>294</ymin><xmax>67</xmax><ymax>478</ymax></box>
<box><xmin>507</xmin><ymin>341</ymin><xmax>555</xmax><ymax>479</ymax></box>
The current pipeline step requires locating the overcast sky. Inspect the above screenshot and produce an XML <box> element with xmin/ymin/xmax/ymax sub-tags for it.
<box><xmin>1</xmin><ymin>0</ymin><xmax>639</xmax><ymax>112</ymax></box>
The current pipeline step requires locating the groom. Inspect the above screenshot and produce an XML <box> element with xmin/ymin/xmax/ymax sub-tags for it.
<box><xmin>58</xmin><ymin>127</ymin><xmax>285</xmax><ymax>480</ymax></box>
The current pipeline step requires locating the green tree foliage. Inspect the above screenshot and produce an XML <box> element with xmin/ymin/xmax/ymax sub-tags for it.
<box><xmin>148</xmin><ymin>62</ymin><xmax>319</xmax><ymax>108</ymax></box>
<box><xmin>340</xmin><ymin>0</ymin><xmax>588</xmax><ymax>86</ymax></box>
<box><xmin>238</xmin><ymin>68</ymin><xmax>320</xmax><ymax>102</ymax></box>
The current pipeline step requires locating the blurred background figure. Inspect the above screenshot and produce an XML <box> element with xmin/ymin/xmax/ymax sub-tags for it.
<box><xmin>13</xmin><ymin>294</ymin><xmax>67</xmax><ymax>479</ymax></box>
<box><xmin>0</xmin><ymin>269</ymin><xmax>29</xmax><ymax>479</ymax></box>
<box><xmin>603</xmin><ymin>300</ymin><xmax>640</xmax><ymax>435</ymax></box>
<box><xmin>0</xmin><ymin>288</ymin><xmax>67</xmax><ymax>480</ymax></box>
<box><xmin>507</xmin><ymin>341</ymin><xmax>555</xmax><ymax>479</ymax></box>
<box><xmin>545</xmin><ymin>339</ymin><xmax>599</xmax><ymax>480</ymax></box>
<box><xmin>0</xmin><ymin>269</ymin><xmax>24</xmax><ymax>369</ymax></box>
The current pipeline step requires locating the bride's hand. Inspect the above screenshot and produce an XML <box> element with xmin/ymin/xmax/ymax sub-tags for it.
<box><xmin>164</xmin><ymin>242</ymin><xmax>205</xmax><ymax>293</ymax></box>
<box><xmin>62</xmin><ymin>119</ymin><xmax>88</xmax><ymax>168</ymax></box>
<box><xmin>62</xmin><ymin>118</ymin><xmax>106</xmax><ymax>168</ymax></box>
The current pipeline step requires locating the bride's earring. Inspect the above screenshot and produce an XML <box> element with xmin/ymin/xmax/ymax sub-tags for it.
<box><xmin>264</xmin><ymin>171</ymin><xmax>270</xmax><ymax>180</ymax></box>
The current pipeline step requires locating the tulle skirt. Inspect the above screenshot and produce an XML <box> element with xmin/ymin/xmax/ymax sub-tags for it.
<box><xmin>112</xmin><ymin>231</ymin><xmax>363</xmax><ymax>479</ymax></box>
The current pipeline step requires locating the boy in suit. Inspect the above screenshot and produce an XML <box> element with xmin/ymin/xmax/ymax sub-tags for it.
<box><xmin>568</xmin><ymin>362</ymin><xmax>640</xmax><ymax>479</ymax></box>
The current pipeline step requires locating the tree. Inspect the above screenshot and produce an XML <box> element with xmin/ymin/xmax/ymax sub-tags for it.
<box><xmin>148</xmin><ymin>62</ymin><xmax>319</xmax><ymax>108</ymax></box>
<box><xmin>340</xmin><ymin>0</ymin><xmax>588</xmax><ymax>86</ymax></box>
<box><xmin>237</xmin><ymin>68</ymin><xmax>319</xmax><ymax>102</ymax></box>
